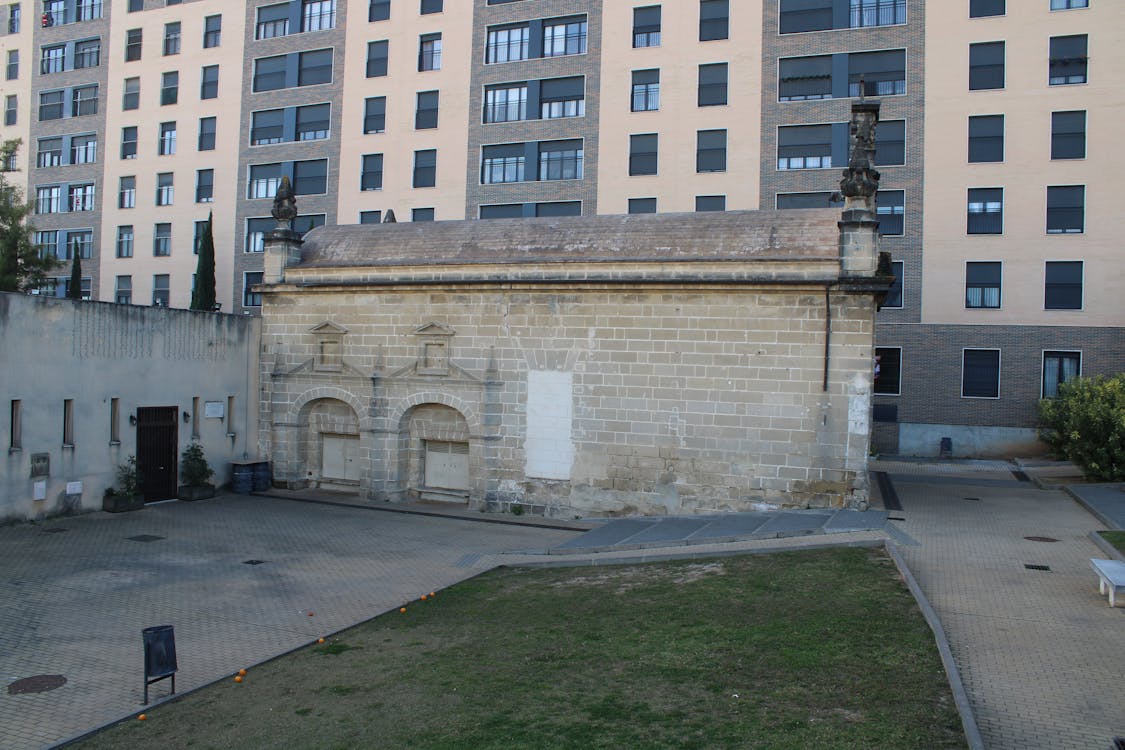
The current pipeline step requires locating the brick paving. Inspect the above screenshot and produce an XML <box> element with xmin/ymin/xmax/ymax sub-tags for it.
<box><xmin>889</xmin><ymin>468</ymin><xmax>1125</xmax><ymax>750</ymax></box>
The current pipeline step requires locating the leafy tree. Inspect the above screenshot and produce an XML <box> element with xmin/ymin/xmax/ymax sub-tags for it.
<box><xmin>190</xmin><ymin>212</ymin><xmax>216</xmax><ymax>311</ymax></box>
<box><xmin>0</xmin><ymin>139</ymin><xmax>59</xmax><ymax>292</ymax></box>
<box><xmin>66</xmin><ymin>239</ymin><xmax>82</xmax><ymax>299</ymax></box>
<box><xmin>1038</xmin><ymin>374</ymin><xmax>1125</xmax><ymax>481</ymax></box>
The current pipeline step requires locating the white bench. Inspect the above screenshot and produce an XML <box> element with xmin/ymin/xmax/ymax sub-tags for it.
<box><xmin>1090</xmin><ymin>559</ymin><xmax>1125</xmax><ymax>607</ymax></box>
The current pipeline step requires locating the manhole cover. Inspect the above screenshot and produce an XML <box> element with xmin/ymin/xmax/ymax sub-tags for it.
<box><xmin>1024</xmin><ymin>564</ymin><xmax>1051</xmax><ymax>571</ymax></box>
<box><xmin>8</xmin><ymin>675</ymin><xmax>67</xmax><ymax>694</ymax></box>
<box><xmin>41</xmin><ymin>528</ymin><xmax>67</xmax><ymax>534</ymax></box>
<box><xmin>1024</xmin><ymin>536</ymin><xmax>1059</xmax><ymax>543</ymax></box>
<box><xmin>243</xmin><ymin>559</ymin><xmax>266</xmax><ymax>565</ymax></box>
<box><xmin>127</xmin><ymin>535</ymin><xmax>165</xmax><ymax>543</ymax></box>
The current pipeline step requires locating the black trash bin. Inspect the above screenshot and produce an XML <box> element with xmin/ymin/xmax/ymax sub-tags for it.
<box><xmin>142</xmin><ymin>625</ymin><xmax>177</xmax><ymax>704</ymax></box>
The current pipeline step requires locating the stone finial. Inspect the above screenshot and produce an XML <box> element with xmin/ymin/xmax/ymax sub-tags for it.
<box><xmin>839</xmin><ymin>100</ymin><xmax>881</xmax><ymax>211</ymax></box>
<box><xmin>382</xmin><ymin>209</ymin><xmax>397</xmax><ymax>223</ymax></box>
<box><xmin>271</xmin><ymin>175</ymin><xmax>298</xmax><ymax>230</ymax></box>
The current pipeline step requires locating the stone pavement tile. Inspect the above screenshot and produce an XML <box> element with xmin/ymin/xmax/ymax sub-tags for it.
<box><xmin>0</xmin><ymin>496</ymin><xmax>574</xmax><ymax>750</ymax></box>
<box><xmin>552</xmin><ymin>518</ymin><xmax>657</xmax><ymax>549</ymax></box>
<box><xmin>1065</xmin><ymin>483</ymin><xmax>1125</xmax><ymax>530</ymax></box>
<box><xmin>894</xmin><ymin>480</ymin><xmax>1125</xmax><ymax>750</ymax></box>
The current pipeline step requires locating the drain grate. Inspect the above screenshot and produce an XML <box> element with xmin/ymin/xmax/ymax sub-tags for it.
<box><xmin>1024</xmin><ymin>536</ymin><xmax>1059</xmax><ymax>543</ymax></box>
<box><xmin>126</xmin><ymin>534</ymin><xmax>165</xmax><ymax>543</ymax></box>
<box><xmin>963</xmin><ymin>497</ymin><xmax>981</xmax><ymax>502</ymax></box>
<box><xmin>1024</xmin><ymin>564</ymin><xmax>1051</xmax><ymax>571</ymax></box>
<box><xmin>8</xmin><ymin>675</ymin><xmax>67</xmax><ymax>694</ymax></box>
<box><xmin>887</xmin><ymin>516</ymin><xmax>906</xmax><ymax>522</ymax></box>
<box><xmin>1011</xmin><ymin>470</ymin><xmax>1032</xmax><ymax>482</ymax></box>
<box><xmin>41</xmin><ymin>527</ymin><xmax>68</xmax><ymax>534</ymax></box>
<box><xmin>242</xmin><ymin>559</ymin><xmax>266</xmax><ymax>565</ymax></box>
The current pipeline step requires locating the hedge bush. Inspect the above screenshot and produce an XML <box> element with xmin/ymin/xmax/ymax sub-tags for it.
<box><xmin>1038</xmin><ymin>374</ymin><xmax>1125</xmax><ymax>481</ymax></box>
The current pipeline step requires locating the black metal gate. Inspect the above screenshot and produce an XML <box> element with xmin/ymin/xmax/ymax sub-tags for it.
<box><xmin>136</xmin><ymin>406</ymin><xmax>178</xmax><ymax>502</ymax></box>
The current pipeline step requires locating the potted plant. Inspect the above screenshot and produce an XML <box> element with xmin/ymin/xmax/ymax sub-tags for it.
<box><xmin>178</xmin><ymin>443</ymin><xmax>216</xmax><ymax>501</ymax></box>
<box><xmin>104</xmin><ymin>456</ymin><xmax>145</xmax><ymax>513</ymax></box>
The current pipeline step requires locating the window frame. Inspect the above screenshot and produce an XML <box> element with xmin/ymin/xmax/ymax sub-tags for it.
<box><xmin>1041</xmin><ymin>350</ymin><xmax>1081</xmax><ymax>399</ymax></box>
<box><xmin>967</xmin><ymin>187</ymin><xmax>1003</xmax><ymax>235</ymax></box>
<box><xmin>961</xmin><ymin>348</ymin><xmax>1001</xmax><ymax>399</ymax></box>
<box><xmin>965</xmin><ymin>261</ymin><xmax>1002</xmax><ymax>309</ymax></box>
<box><xmin>1043</xmin><ymin>260</ymin><xmax>1083</xmax><ymax>310</ymax></box>
<box><xmin>874</xmin><ymin>346</ymin><xmax>902</xmax><ymax>396</ymax></box>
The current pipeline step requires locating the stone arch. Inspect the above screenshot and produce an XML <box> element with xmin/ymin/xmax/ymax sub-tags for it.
<box><xmin>286</xmin><ymin>386</ymin><xmax>370</xmax><ymax>431</ymax></box>
<box><xmin>387</xmin><ymin>391</ymin><xmax>482</xmax><ymax>437</ymax></box>
<box><xmin>393</xmin><ymin>401</ymin><xmax>475</xmax><ymax>504</ymax></box>
<box><xmin>290</xmin><ymin>394</ymin><xmax>364</xmax><ymax>491</ymax></box>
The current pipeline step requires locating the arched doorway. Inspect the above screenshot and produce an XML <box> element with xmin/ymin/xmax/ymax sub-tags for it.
<box><xmin>398</xmin><ymin>403</ymin><xmax>471</xmax><ymax>503</ymax></box>
<box><xmin>300</xmin><ymin>398</ymin><xmax>361</xmax><ymax>491</ymax></box>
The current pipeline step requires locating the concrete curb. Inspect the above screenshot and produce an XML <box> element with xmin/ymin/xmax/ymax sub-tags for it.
<box><xmin>1089</xmin><ymin>531</ymin><xmax>1125</xmax><ymax>562</ymax></box>
<box><xmin>884</xmin><ymin>542</ymin><xmax>985</xmax><ymax>750</ymax></box>
<box><xmin>1060</xmin><ymin>485</ymin><xmax>1121</xmax><ymax>530</ymax></box>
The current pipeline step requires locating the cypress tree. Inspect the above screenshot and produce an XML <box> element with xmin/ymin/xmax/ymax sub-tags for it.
<box><xmin>66</xmin><ymin>240</ymin><xmax>82</xmax><ymax>299</ymax></box>
<box><xmin>190</xmin><ymin>212</ymin><xmax>217</xmax><ymax>311</ymax></box>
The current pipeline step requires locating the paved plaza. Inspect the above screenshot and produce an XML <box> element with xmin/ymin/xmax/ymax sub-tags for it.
<box><xmin>0</xmin><ymin>463</ymin><xmax>1122</xmax><ymax>749</ymax></box>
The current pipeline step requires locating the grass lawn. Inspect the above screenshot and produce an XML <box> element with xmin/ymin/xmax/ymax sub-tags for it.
<box><xmin>1098</xmin><ymin>530</ymin><xmax>1125</xmax><ymax>554</ymax></box>
<box><xmin>76</xmin><ymin>548</ymin><xmax>965</xmax><ymax>750</ymax></box>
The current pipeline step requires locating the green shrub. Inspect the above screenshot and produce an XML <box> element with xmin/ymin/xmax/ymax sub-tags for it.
<box><xmin>116</xmin><ymin>455</ymin><xmax>142</xmax><ymax>499</ymax></box>
<box><xmin>1038</xmin><ymin>374</ymin><xmax>1125</xmax><ymax>481</ymax></box>
<box><xmin>180</xmin><ymin>443</ymin><xmax>214</xmax><ymax>487</ymax></box>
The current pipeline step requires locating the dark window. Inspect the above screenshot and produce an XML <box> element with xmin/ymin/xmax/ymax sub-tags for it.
<box><xmin>969</xmin><ymin>0</ymin><xmax>1004</xmax><ymax>17</ymax></box>
<box><xmin>480</xmin><ymin>204</ymin><xmax>523</xmax><ymax>219</ymax></box>
<box><xmin>535</xmin><ymin>202</ymin><xmax>580</xmax><ymax>217</ymax></box>
<box><xmin>969</xmin><ymin>42</ymin><xmax>1004</xmax><ymax>90</ymax></box>
<box><xmin>115</xmin><ymin>275</ymin><xmax>131</xmax><ymax>304</ymax></box>
<box><xmin>74</xmin><ymin>38</ymin><xmax>100</xmax><ymax>69</ymax></box>
<box><xmin>777</xmin><ymin>124</ymin><xmax>832</xmax><ymax>170</ymax></box>
<box><xmin>198</xmin><ymin>116</ymin><xmax>216</xmax><ymax>151</ymax></box>
<box><xmin>72</xmin><ymin>85</ymin><xmax>98</xmax><ymax>116</ymax></box>
<box><xmin>116</xmin><ymin>226</ymin><xmax>133</xmax><ymax>257</ymax></box>
<box><xmin>968</xmin><ymin>115</ymin><xmax>1003</xmax><ymax>162</ymax></box>
<box><xmin>696</xmin><ymin>129</ymin><xmax>726</xmax><ymax>172</ymax></box>
<box><xmin>629</xmin><ymin>134</ymin><xmax>658</xmax><ymax>176</ymax></box>
<box><xmin>195</xmin><ymin>168</ymin><xmax>213</xmax><ymax>203</ymax></box>
<box><xmin>1044</xmin><ymin>261</ymin><xmax>1082</xmax><ymax>309</ymax></box>
<box><xmin>542</xmin><ymin>16</ymin><xmax>587</xmax><ymax>57</ymax></box>
<box><xmin>200</xmin><ymin>65</ymin><xmax>219</xmax><ymax>100</ymax></box>
<box><xmin>874</xmin><ymin>347</ymin><xmax>901</xmax><ymax>395</ymax></box>
<box><xmin>364</xmin><ymin>96</ymin><xmax>386</xmax><ymax>133</ymax></box>
<box><xmin>697</xmin><ymin>63</ymin><xmax>727</xmax><ymax>106</ymax></box>
<box><xmin>1046</xmin><ymin>185</ymin><xmax>1084</xmax><ymax>234</ymax></box>
<box><xmin>301</xmin><ymin>0</ymin><xmax>335</xmax><ymax>31</ymax></box>
<box><xmin>296</xmin><ymin>103</ymin><xmax>330</xmax><ymax>141</ymax></box>
<box><xmin>884</xmin><ymin>260</ymin><xmax>904</xmax><ymax>308</ymax></box>
<box><xmin>778</xmin><ymin>55</ymin><xmax>831</xmax><ymax>101</ymax></box>
<box><xmin>484</xmin><ymin>83</ymin><xmax>527</xmax><ymax>122</ymax></box>
<box><xmin>633</xmin><ymin>5</ymin><xmax>660</xmax><ymax>47</ymax></box>
<box><xmin>628</xmin><ymin>198</ymin><xmax>656</xmax><ymax>214</ymax></box>
<box><xmin>359</xmin><ymin>210</ymin><xmax>382</xmax><ymax>224</ymax></box>
<box><xmin>412</xmin><ymin>208</ymin><xmax>435</xmax><ymax>221</ymax></box>
<box><xmin>486</xmin><ymin>24</ymin><xmax>529</xmax><ymax>63</ymax></box>
<box><xmin>163</xmin><ymin>22</ymin><xmax>181</xmax><ymax>56</ymax></box>
<box><xmin>776</xmin><ymin>192</ymin><xmax>843</xmax><ymax>209</ymax></box>
<box><xmin>250</xmin><ymin>164</ymin><xmax>283</xmax><ymax>200</ymax></box>
<box><xmin>361</xmin><ymin>153</ymin><xmax>383</xmax><ymax>190</ymax></box>
<box><xmin>158</xmin><ymin>121</ymin><xmax>176</xmax><ymax>155</ymax></box>
<box><xmin>779</xmin><ymin>0</ymin><xmax>832</xmax><ymax>33</ymax></box>
<box><xmin>419</xmin><ymin>33</ymin><xmax>441</xmax><ymax>71</ymax></box>
<box><xmin>1051</xmin><ymin>0</ymin><xmax>1088</xmax><ymax>8</ymax></box>
<box><xmin>421</xmin><ymin>0</ymin><xmax>443</xmax><ymax>14</ymax></box>
<box><xmin>965</xmin><ymin>261</ymin><xmax>1001</xmax><ymax>308</ymax></box>
<box><xmin>962</xmin><ymin>349</ymin><xmax>1000</xmax><ymax>398</ymax></box>
<box><xmin>298</xmin><ymin>49</ymin><xmax>332</xmax><ymax>86</ymax></box>
<box><xmin>4</xmin><ymin>94</ymin><xmax>14</xmax><ymax>125</ymax></box>
<box><xmin>415</xmin><ymin>90</ymin><xmax>439</xmax><ymax>129</ymax></box>
<box><xmin>257</xmin><ymin>3</ymin><xmax>290</xmax><ymax>39</ymax></box>
<box><xmin>1051</xmin><ymin>111</ymin><xmax>1085</xmax><ymax>159</ymax></box>
<box><xmin>539</xmin><ymin>76</ymin><xmax>584</xmax><ymax>119</ymax></box>
<box><xmin>293</xmin><ymin>159</ymin><xmax>328</xmax><ymax>195</ymax></box>
<box><xmin>39</xmin><ymin>90</ymin><xmax>64</xmax><ymax>121</ymax></box>
<box><xmin>203</xmin><ymin>15</ymin><xmax>221</xmax><ymax>48</ymax></box>
<box><xmin>631</xmin><ymin>69</ymin><xmax>659</xmax><ymax>112</ymax></box>
<box><xmin>699</xmin><ymin>0</ymin><xmax>728</xmax><ymax>41</ymax></box>
<box><xmin>967</xmin><ymin>188</ymin><xmax>1003</xmax><ymax>234</ymax></box>
<box><xmin>695</xmin><ymin>195</ymin><xmax>725</xmax><ymax>212</ymax></box>
<box><xmin>243</xmin><ymin>272</ymin><xmax>263</xmax><ymax>308</ymax></box>
<box><xmin>161</xmin><ymin>71</ymin><xmax>178</xmax><ymax>105</ymax></box>
<box><xmin>120</xmin><ymin>126</ymin><xmax>137</xmax><ymax>159</ymax></box>
<box><xmin>367</xmin><ymin>40</ymin><xmax>389</xmax><ymax>77</ymax></box>
<box><xmin>153</xmin><ymin>225</ymin><xmax>171</xmax><ymax>257</ymax></box>
<box><xmin>253</xmin><ymin>55</ymin><xmax>286</xmax><ymax>92</ymax></box>
<box><xmin>876</xmin><ymin>189</ymin><xmax>904</xmax><ymax>236</ymax></box>
<box><xmin>413</xmin><ymin>149</ymin><xmax>436</xmax><ymax>187</ymax></box>
<box><xmin>849</xmin><ymin>0</ymin><xmax>906</xmax><ymax>28</ymax></box>
<box><xmin>539</xmin><ymin>140</ymin><xmax>583</xmax><ymax>180</ymax></box>
<box><xmin>875</xmin><ymin>119</ymin><xmax>905</xmax><ymax>165</ymax></box>
<box><xmin>125</xmin><ymin>28</ymin><xmax>142</xmax><ymax>61</ymax></box>
<box><xmin>6</xmin><ymin>49</ymin><xmax>17</xmax><ymax>80</ymax></box>
<box><xmin>246</xmin><ymin>217</ymin><xmax>274</xmax><ymax>253</ymax></box>
<box><xmin>118</xmin><ymin>176</ymin><xmax>136</xmax><ymax>208</ymax></box>
<box><xmin>369</xmin><ymin>0</ymin><xmax>390</xmax><ymax>21</ymax></box>
<box><xmin>849</xmin><ymin>49</ymin><xmax>906</xmax><ymax>97</ymax></box>
<box><xmin>1049</xmin><ymin>35</ymin><xmax>1087</xmax><ymax>85</ymax></box>
<box><xmin>481</xmin><ymin>143</ymin><xmax>526</xmax><ymax>184</ymax></box>
<box><xmin>155</xmin><ymin>171</ymin><xmax>174</xmax><ymax>205</ymax></box>
<box><xmin>1042</xmin><ymin>351</ymin><xmax>1080</xmax><ymax>398</ymax></box>
<box><xmin>123</xmin><ymin>77</ymin><xmax>139</xmax><ymax>110</ymax></box>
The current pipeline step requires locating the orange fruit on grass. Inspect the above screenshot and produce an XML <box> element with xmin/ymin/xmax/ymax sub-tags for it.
<box><xmin>234</xmin><ymin>675</ymin><xmax>243</xmax><ymax>683</ymax></box>
<box><xmin>138</xmin><ymin>714</ymin><xmax>147</xmax><ymax>721</ymax></box>
<box><xmin>399</xmin><ymin>607</ymin><xmax>406</xmax><ymax>613</ymax></box>
<box><xmin>238</xmin><ymin>668</ymin><xmax>247</xmax><ymax>676</ymax></box>
<box><xmin>317</xmin><ymin>638</ymin><xmax>325</xmax><ymax>644</ymax></box>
